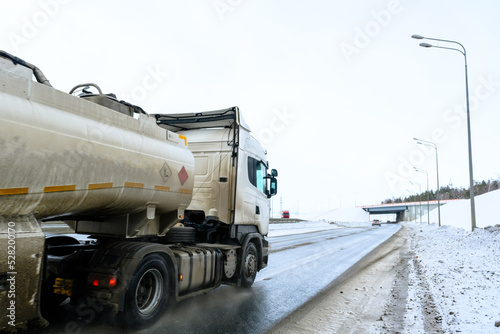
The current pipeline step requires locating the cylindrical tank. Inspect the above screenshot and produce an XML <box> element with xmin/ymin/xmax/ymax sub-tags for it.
<box><xmin>0</xmin><ymin>57</ymin><xmax>194</xmax><ymax>222</ymax></box>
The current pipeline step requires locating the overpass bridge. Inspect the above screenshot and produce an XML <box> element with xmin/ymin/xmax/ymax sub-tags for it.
<box><xmin>360</xmin><ymin>200</ymin><xmax>460</xmax><ymax>223</ymax></box>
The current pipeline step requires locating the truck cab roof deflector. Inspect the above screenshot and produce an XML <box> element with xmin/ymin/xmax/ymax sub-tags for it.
<box><xmin>155</xmin><ymin>106</ymin><xmax>251</xmax><ymax>132</ymax></box>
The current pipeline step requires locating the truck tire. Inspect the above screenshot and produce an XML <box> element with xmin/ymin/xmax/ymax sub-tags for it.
<box><xmin>118</xmin><ymin>254</ymin><xmax>170</xmax><ymax>329</ymax></box>
<box><xmin>240</xmin><ymin>242</ymin><xmax>258</xmax><ymax>288</ymax></box>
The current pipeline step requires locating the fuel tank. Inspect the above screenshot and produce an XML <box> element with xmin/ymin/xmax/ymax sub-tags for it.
<box><xmin>0</xmin><ymin>56</ymin><xmax>194</xmax><ymax>232</ymax></box>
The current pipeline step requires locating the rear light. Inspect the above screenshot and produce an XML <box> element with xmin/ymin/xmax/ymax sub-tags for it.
<box><xmin>109</xmin><ymin>277</ymin><xmax>117</xmax><ymax>288</ymax></box>
<box><xmin>88</xmin><ymin>274</ymin><xmax>117</xmax><ymax>289</ymax></box>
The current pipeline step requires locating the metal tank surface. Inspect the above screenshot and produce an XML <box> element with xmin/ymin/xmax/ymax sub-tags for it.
<box><xmin>0</xmin><ymin>55</ymin><xmax>194</xmax><ymax>237</ymax></box>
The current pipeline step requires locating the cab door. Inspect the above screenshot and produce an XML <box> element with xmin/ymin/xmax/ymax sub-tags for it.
<box><xmin>247</xmin><ymin>157</ymin><xmax>270</xmax><ymax>234</ymax></box>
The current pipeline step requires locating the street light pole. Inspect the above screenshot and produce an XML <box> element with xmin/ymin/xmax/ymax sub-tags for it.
<box><xmin>414</xmin><ymin>138</ymin><xmax>441</xmax><ymax>226</ymax></box>
<box><xmin>411</xmin><ymin>34</ymin><xmax>476</xmax><ymax>231</ymax></box>
<box><xmin>414</xmin><ymin>167</ymin><xmax>430</xmax><ymax>224</ymax></box>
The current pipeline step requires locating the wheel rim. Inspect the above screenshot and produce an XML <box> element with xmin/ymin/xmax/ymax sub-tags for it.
<box><xmin>244</xmin><ymin>252</ymin><xmax>257</xmax><ymax>278</ymax></box>
<box><xmin>135</xmin><ymin>268</ymin><xmax>164</xmax><ymax>315</ymax></box>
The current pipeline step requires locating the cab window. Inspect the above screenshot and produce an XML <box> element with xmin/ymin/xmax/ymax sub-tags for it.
<box><xmin>248</xmin><ymin>157</ymin><xmax>267</xmax><ymax>194</ymax></box>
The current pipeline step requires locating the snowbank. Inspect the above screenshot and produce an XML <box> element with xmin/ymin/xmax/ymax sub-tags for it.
<box><xmin>407</xmin><ymin>222</ymin><xmax>500</xmax><ymax>333</ymax></box>
<box><xmin>314</xmin><ymin>208</ymin><xmax>371</xmax><ymax>227</ymax></box>
<box><xmin>428</xmin><ymin>189</ymin><xmax>500</xmax><ymax>231</ymax></box>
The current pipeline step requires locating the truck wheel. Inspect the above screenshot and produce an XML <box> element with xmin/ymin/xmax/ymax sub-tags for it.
<box><xmin>118</xmin><ymin>254</ymin><xmax>169</xmax><ymax>329</ymax></box>
<box><xmin>240</xmin><ymin>242</ymin><xmax>258</xmax><ymax>288</ymax></box>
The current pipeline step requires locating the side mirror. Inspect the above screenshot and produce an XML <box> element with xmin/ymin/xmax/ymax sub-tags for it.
<box><xmin>268</xmin><ymin>178</ymin><xmax>278</xmax><ymax>198</ymax></box>
<box><xmin>271</xmin><ymin>169</ymin><xmax>278</xmax><ymax>177</ymax></box>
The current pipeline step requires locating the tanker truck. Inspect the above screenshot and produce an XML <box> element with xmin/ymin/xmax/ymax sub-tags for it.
<box><xmin>0</xmin><ymin>51</ymin><xmax>278</xmax><ymax>330</ymax></box>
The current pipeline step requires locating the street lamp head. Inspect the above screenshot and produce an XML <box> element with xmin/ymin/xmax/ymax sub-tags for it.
<box><xmin>411</xmin><ymin>34</ymin><xmax>424</xmax><ymax>39</ymax></box>
<box><xmin>419</xmin><ymin>42</ymin><xmax>433</xmax><ymax>48</ymax></box>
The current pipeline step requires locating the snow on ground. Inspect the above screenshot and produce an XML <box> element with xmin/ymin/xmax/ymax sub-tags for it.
<box><xmin>429</xmin><ymin>189</ymin><xmax>500</xmax><ymax>231</ymax></box>
<box><xmin>408</xmin><ymin>190</ymin><xmax>500</xmax><ymax>330</ymax></box>
<box><xmin>404</xmin><ymin>222</ymin><xmax>500</xmax><ymax>333</ymax></box>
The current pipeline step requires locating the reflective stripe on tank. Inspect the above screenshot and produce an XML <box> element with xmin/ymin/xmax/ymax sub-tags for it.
<box><xmin>124</xmin><ymin>182</ymin><xmax>144</xmax><ymax>189</ymax></box>
<box><xmin>88</xmin><ymin>182</ymin><xmax>113</xmax><ymax>190</ymax></box>
<box><xmin>44</xmin><ymin>185</ymin><xmax>76</xmax><ymax>193</ymax></box>
<box><xmin>0</xmin><ymin>187</ymin><xmax>29</xmax><ymax>195</ymax></box>
<box><xmin>0</xmin><ymin>183</ymin><xmax>190</xmax><ymax>195</ymax></box>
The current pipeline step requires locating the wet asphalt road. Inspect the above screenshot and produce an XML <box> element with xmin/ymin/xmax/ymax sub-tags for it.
<box><xmin>37</xmin><ymin>224</ymin><xmax>400</xmax><ymax>334</ymax></box>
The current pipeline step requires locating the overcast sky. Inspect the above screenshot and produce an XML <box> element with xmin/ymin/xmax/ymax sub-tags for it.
<box><xmin>1</xmin><ymin>0</ymin><xmax>499</xmax><ymax>217</ymax></box>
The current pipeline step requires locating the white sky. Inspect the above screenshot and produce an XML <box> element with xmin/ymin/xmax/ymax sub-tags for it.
<box><xmin>1</xmin><ymin>0</ymin><xmax>499</xmax><ymax>216</ymax></box>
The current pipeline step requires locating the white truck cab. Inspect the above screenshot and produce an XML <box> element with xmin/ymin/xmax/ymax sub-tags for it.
<box><xmin>156</xmin><ymin>108</ymin><xmax>278</xmax><ymax>236</ymax></box>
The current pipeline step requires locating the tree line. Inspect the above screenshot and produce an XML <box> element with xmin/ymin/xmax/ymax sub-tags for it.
<box><xmin>382</xmin><ymin>179</ymin><xmax>500</xmax><ymax>204</ymax></box>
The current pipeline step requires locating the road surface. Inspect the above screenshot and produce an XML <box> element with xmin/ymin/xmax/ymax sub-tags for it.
<box><xmin>39</xmin><ymin>223</ymin><xmax>401</xmax><ymax>333</ymax></box>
